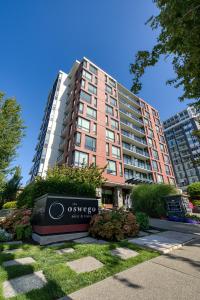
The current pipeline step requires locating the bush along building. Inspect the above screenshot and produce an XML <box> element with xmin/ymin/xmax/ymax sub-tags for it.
<box><xmin>30</xmin><ymin>57</ymin><xmax>175</xmax><ymax>207</ymax></box>
<box><xmin>163</xmin><ymin>107</ymin><xmax>200</xmax><ymax>190</ymax></box>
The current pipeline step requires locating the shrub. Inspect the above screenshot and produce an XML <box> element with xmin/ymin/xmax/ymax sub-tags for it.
<box><xmin>132</xmin><ymin>184</ymin><xmax>177</xmax><ymax>218</ymax></box>
<box><xmin>0</xmin><ymin>228</ymin><xmax>13</xmax><ymax>242</ymax></box>
<box><xmin>2</xmin><ymin>201</ymin><xmax>17</xmax><ymax>209</ymax></box>
<box><xmin>187</xmin><ymin>182</ymin><xmax>200</xmax><ymax>199</ymax></box>
<box><xmin>17</xmin><ymin>165</ymin><xmax>105</xmax><ymax>208</ymax></box>
<box><xmin>0</xmin><ymin>209</ymin><xmax>32</xmax><ymax>240</ymax></box>
<box><xmin>89</xmin><ymin>209</ymin><xmax>139</xmax><ymax>241</ymax></box>
<box><xmin>135</xmin><ymin>212</ymin><xmax>149</xmax><ymax>230</ymax></box>
<box><xmin>192</xmin><ymin>200</ymin><xmax>200</xmax><ymax>207</ymax></box>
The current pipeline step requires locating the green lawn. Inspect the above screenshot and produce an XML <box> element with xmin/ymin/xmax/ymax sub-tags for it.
<box><xmin>0</xmin><ymin>240</ymin><xmax>159</xmax><ymax>300</ymax></box>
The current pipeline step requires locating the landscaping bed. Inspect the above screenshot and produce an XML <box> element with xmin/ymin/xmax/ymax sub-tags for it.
<box><xmin>0</xmin><ymin>240</ymin><xmax>159</xmax><ymax>299</ymax></box>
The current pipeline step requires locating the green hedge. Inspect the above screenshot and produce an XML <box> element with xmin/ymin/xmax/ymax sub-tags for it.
<box><xmin>2</xmin><ymin>201</ymin><xmax>17</xmax><ymax>209</ymax></box>
<box><xmin>131</xmin><ymin>184</ymin><xmax>177</xmax><ymax>218</ymax></box>
<box><xmin>17</xmin><ymin>178</ymin><xmax>96</xmax><ymax>208</ymax></box>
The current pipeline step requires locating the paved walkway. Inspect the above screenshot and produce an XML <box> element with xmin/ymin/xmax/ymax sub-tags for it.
<box><xmin>150</xmin><ymin>218</ymin><xmax>200</xmax><ymax>235</ymax></box>
<box><xmin>66</xmin><ymin>238</ymin><xmax>200</xmax><ymax>300</ymax></box>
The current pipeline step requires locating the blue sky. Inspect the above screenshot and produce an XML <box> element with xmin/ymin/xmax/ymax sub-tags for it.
<box><xmin>0</xmin><ymin>0</ymin><xmax>188</xmax><ymax>184</ymax></box>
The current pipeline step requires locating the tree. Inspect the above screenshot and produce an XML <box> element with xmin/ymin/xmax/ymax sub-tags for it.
<box><xmin>2</xmin><ymin>167</ymin><xmax>22</xmax><ymax>202</ymax></box>
<box><xmin>187</xmin><ymin>182</ymin><xmax>200</xmax><ymax>199</ymax></box>
<box><xmin>130</xmin><ymin>1</ymin><xmax>200</xmax><ymax>104</ymax></box>
<box><xmin>0</xmin><ymin>92</ymin><xmax>25</xmax><ymax>192</ymax></box>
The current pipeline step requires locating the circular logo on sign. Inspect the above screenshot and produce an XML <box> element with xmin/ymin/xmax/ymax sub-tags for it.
<box><xmin>49</xmin><ymin>202</ymin><xmax>65</xmax><ymax>220</ymax></box>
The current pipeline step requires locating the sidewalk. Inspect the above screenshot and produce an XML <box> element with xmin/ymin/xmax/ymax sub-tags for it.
<box><xmin>150</xmin><ymin>218</ymin><xmax>200</xmax><ymax>235</ymax></box>
<box><xmin>66</xmin><ymin>238</ymin><xmax>200</xmax><ymax>300</ymax></box>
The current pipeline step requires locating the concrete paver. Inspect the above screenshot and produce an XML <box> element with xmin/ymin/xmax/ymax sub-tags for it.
<box><xmin>73</xmin><ymin>237</ymin><xmax>108</xmax><ymax>244</ymax></box>
<box><xmin>66</xmin><ymin>256</ymin><xmax>103</xmax><ymax>273</ymax></box>
<box><xmin>3</xmin><ymin>257</ymin><xmax>36</xmax><ymax>267</ymax></box>
<box><xmin>111</xmin><ymin>247</ymin><xmax>139</xmax><ymax>260</ymax></box>
<box><xmin>56</xmin><ymin>248</ymin><xmax>75</xmax><ymax>255</ymax></box>
<box><xmin>3</xmin><ymin>271</ymin><xmax>47</xmax><ymax>298</ymax></box>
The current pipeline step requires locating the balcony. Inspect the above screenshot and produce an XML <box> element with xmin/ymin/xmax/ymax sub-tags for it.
<box><xmin>118</xmin><ymin>89</ymin><xmax>140</xmax><ymax>108</ymax></box>
<box><xmin>120</xmin><ymin>119</ymin><xmax>145</xmax><ymax>137</ymax></box>
<box><xmin>119</xmin><ymin>108</ymin><xmax>143</xmax><ymax>126</ymax></box>
<box><xmin>121</xmin><ymin>130</ymin><xmax>147</xmax><ymax>148</ymax></box>
<box><xmin>119</xmin><ymin>98</ymin><xmax>141</xmax><ymax>116</ymax></box>
<box><xmin>123</xmin><ymin>158</ymin><xmax>152</xmax><ymax>172</ymax></box>
<box><xmin>122</xmin><ymin>143</ymin><xmax>149</xmax><ymax>159</ymax></box>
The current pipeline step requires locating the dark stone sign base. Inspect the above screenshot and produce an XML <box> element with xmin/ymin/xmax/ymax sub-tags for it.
<box><xmin>33</xmin><ymin>223</ymin><xmax>89</xmax><ymax>235</ymax></box>
<box><xmin>32</xmin><ymin>231</ymin><xmax>88</xmax><ymax>245</ymax></box>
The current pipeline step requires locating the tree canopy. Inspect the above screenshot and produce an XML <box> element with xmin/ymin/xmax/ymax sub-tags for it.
<box><xmin>0</xmin><ymin>92</ymin><xmax>25</xmax><ymax>192</ymax></box>
<box><xmin>2</xmin><ymin>166</ymin><xmax>22</xmax><ymax>201</ymax></box>
<box><xmin>130</xmin><ymin>0</ymin><xmax>200</xmax><ymax>104</ymax></box>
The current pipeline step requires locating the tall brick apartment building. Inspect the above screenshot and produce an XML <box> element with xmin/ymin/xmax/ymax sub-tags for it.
<box><xmin>30</xmin><ymin>57</ymin><xmax>175</xmax><ymax>207</ymax></box>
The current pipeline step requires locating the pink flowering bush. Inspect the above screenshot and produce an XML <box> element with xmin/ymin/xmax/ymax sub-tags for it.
<box><xmin>89</xmin><ymin>209</ymin><xmax>139</xmax><ymax>241</ymax></box>
<box><xmin>0</xmin><ymin>209</ymin><xmax>32</xmax><ymax>240</ymax></box>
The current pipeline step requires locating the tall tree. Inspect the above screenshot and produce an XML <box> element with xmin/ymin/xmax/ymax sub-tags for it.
<box><xmin>2</xmin><ymin>166</ymin><xmax>22</xmax><ymax>201</ymax></box>
<box><xmin>130</xmin><ymin>0</ymin><xmax>200</xmax><ymax>104</ymax></box>
<box><xmin>0</xmin><ymin>92</ymin><xmax>25</xmax><ymax>192</ymax></box>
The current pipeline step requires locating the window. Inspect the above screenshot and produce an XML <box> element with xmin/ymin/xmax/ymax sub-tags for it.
<box><xmin>77</xmin><ymin>117</ymin><xmax>90</xmax><ymax>132</ymax></box>
<box><xmin>110</xmin><ymin>97</ymin><xmax>117</xmax><ymax>107</ymax></box>
<box><xmin>160</xmin><ymin>135</ymin><xmax>165</xmax><ymax>143</ymax></box>
<box><xmin>81</xmin><ymin>79</ymin><xmax>85</xmax><ymax>88</ymax></box>
<box><xmin>111</xmin><ymin>119</ymin><xmax>119</xmax><ymax>130</ymax></box>
<box><xmin>89</xmin><ymin>64</ymin><xmax>97</xmax><ymax>75</ymax></box>
<box><xmin>106</xmin><ymin>115</ymin><xmax>109</xmax><ymax>126</ymax></box>
<box><xmin>112</xmin><ymin>146</ymin><xmax>121</xmax><ymax>159</ymax></box>
<box><xmin>78</xmin><ymin>102</ymin><xmax>84</xmax><ymax>114</ymax></box>
<box><xmin>152</xmin><ymin>149</ymin><xmax>159</xmax><ymax>160</ymax></box>
<box><xmin>94</xmin><ymin>77</ymin><xmax>98</xmax><ymax>85</ymax></box>
<box><xmin>93</xmin><ymin>123</ymin><xmax>97</xmax><ymax>134</ymax></box>
<box><xmin>106</xmin><ymin>104</ymin><xmax>114</xmax><ymax>116</ymax></box>
<box><xmin>73</xmin><ymin>150</ymin><xmax>88</xmax><ymax>166</ymax></box>
<box><xmin>157</xmin><ymin>174</ymin><xmax>164</xmax><ymax>183</ymax></box>
<box><xmin>148</xmin><ymin>129</ymin><xmax>154</xmax><ymax>138</ymax></box>
<box><xmin>92</xmin><ymin>155</ymin><xmax>96</xmax><ymax>166</ymax></box>
<box><xmin>75</xmin><ymin>132</ymin><xmax>81</xmax><ymax>146</ymax></box>
<box><xmin>86</xmin><ymin>106</ymin><xmax>97</xmax><ymax>119</ymax></box>
<box><xmin>152</xmin><ymin>160</ymin><xmax>159</xmax><ymax>171</ymax></box>
<box><xmin>156</xmin><ymin>125</ymin><xmax>159</xmax><ymax>132</ymax></box>
<box><xmin>119</xmin><ymin>163</ymin><xmax>123</xmax><ymax>176</ymax></box>
<box><xmin>160</xmin><ymin>143</ymin><xmax>164</xmax><ymax>152</ymax></box>
<box><xmin>148</xmin><ymin>138</ymin><xmax>153</xmax><ymax>146</ymax></box>
<box><xmin>164</xmin><ymin>154</ymin><xmax>170</xmax><ymax>164</ymax></box>
<box><xmin>80</xmin><ymin>90</ymin><xmax>91</xmax><ymax>103</ymax></box>
<box><xmin>106</xmin><ymin>129</ymin><xmax>115</xmax><ymax>142</ymax></box>
<box><xmin>115</xmin><ymin>109</ymin><xmax>118</xmax><ymax>118</ymax></box>
<box><xmin>165</xmin><ymin>165</ymin><xmax>170</xmax><ymax>175</ymax></box>
<box><xmin>82</xmin><ymin>69</ymin><xmax>92</xmax><ymax>81</ymax></box>
<box><xmin>107</xmin><ymin>160</ymin><xmax>117</xmax><ymax>175</ymax></box>
<box><xmin>85</xmin><ymin>135</ymin><xmax>96</xmax><ymax>151</ymax></box>
<box><xmin>88</xmin><ymin>83</ymin><xmax>97</xmax><ymax>95</ymax></box>
<box><xmin>109</xmin><ymin>78</ymin><xmax>116</xmax><ymax>87</ymax></box>
<box><xmin>94</xmin><ymin>97</ymin><xmax>97</xmax><ymax>107</ymax></box>
<box><xmin>117</xmin><ymin>133</ymin><xmax>120</xmax><ymax>144</ymax></box>
<box><xmin>105</xmin><ymin>84</ymin><xmax>112</xmax><ymax>94</ymax></box>
<box><xmin>106</xmin><ymin>143</ymin><xmax>109</xmax><ymax>155</ymax></box>
<box><xmin>83</xmin><ymin>60</ymin><xmax>87</xmax><ymax>68</ymax></box>
<box><xmin>105</xmin><ymin>93</ymin><xmax>108</xmax><ymax>102</ymax></box>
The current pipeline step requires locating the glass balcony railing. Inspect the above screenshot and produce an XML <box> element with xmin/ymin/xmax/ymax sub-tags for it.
<box><xmin>121</xmin><ymin>119</ymin><xmax>145</xmax><ymax>134</ymax></box>
<box><xmin>121</xmin><ymin>130</ymin><xmax>147</xmax><ymax>145</ymax></box>
<box><xmin>118</xmin><ymin>90</ymin><xmax>140</xmax><ymax>107</ymax></box>
<box><xmin>119</xmin><ymin>98</ymin><xmax>141</xmax><ymax>115</ymax></box>
<box><xmin>122</xmin><ymin>143</ymin><xmax>149</xmax><ymax>158</ymax></box>
<box><xmin>123</xmin><ymin>158</ymin><xmax>151</xmax><ymax>171</ymax></box>
<box><xmin>119</xmin><ymin>108</ymin><xmax>143</xmax><ymax>125</ymax></box>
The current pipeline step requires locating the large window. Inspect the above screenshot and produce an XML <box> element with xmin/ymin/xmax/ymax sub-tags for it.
<box><xmin>106</xmin><ymin>129</ymin><xmax>115</xmax><ymax>142</ymax></box>
<box><xmin>82</xmin><ymin>69</ymin><xmax>92</xmax><ymax>82</ymax></box>
<box><xmin>89</xmin><ymin>64</ymin><xmax>97</xmax><ymax>75</ymax></box>
<box><xmin>152</xmin><ymin>160</ymin><xmax>159</xmax><ymax>171</ymax></box>
<box><xmin>88</xmin><ymin>83</ymin><xmax>97</xmax><ymax>95</ymax></box>
<box><xmin>78</xmin><ymin>102</ymin><xmax>84</xmax><ymax>114</ymax></box>
<box><xmin>165</xmin><ymin>165</ymin><xmax>170</xmax><ymax>175</ymax></box>
<box><xmin>157</xmin><ymin>174</ymin><xmax>164</xmax><ymax>183</ymax></box>
<box><xmin>86</xmin><ymin>106</ymin><xmax>97</xmax><ymax>120</ymax></box>
<box><xmin>109</xmin><ymin>78</ymin><xmax>116</xmax><ymax>88</ymax></box>
<box><xmin>110</xmin><ymin>97</ymin><xmax>117</xmax><ymax>107</ymax></box>
<box><xmin>112</xmin><ymin>145</ymin><xmax>121</xmax><ymax>159</ymax></box>
<box><xmin>80</xmin><ymin>90</ymin><xmax>91</xmax><ymax>104</ymax></box>
<box><xmin>73</xmin><ymin>150</ymin><xmax>88</xmax><ymax>166</ymax></box>
<box><xmin>111</xmin><ymin>119</ymin><xmax>119</xmax><ymax>130</ymax></box>
<box><xmin>85</xmin><ymin>135</ymin><xmax>96</xmax><ymax>151</ymax></box>
<box><xmin>107</xmin><ymin>160</ymin><xmax>117</xmax><ymax>175</ymax></box>
<box><xmin>152</xmin><ymin>149</ymin><xmax>159</xmax><ymax>160</ymax></box>
<box><xmin>77</xmin><ymin>117</ymin><xmax>90</xmax><ymax>132</ymax></box>
<box><xmin>106</xmin><ymin>104</ymin><xmax>114</xmax><ymax>116</ymax></box>
<box><xmin>75</xmin><ymin>132</ymin><xmax>81</xmax><ymax>146</ymax></box>
<box><xmin>105</xmin><ymin>84</ymin><xmax>112</xmax><ymax>94</ymax></box>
